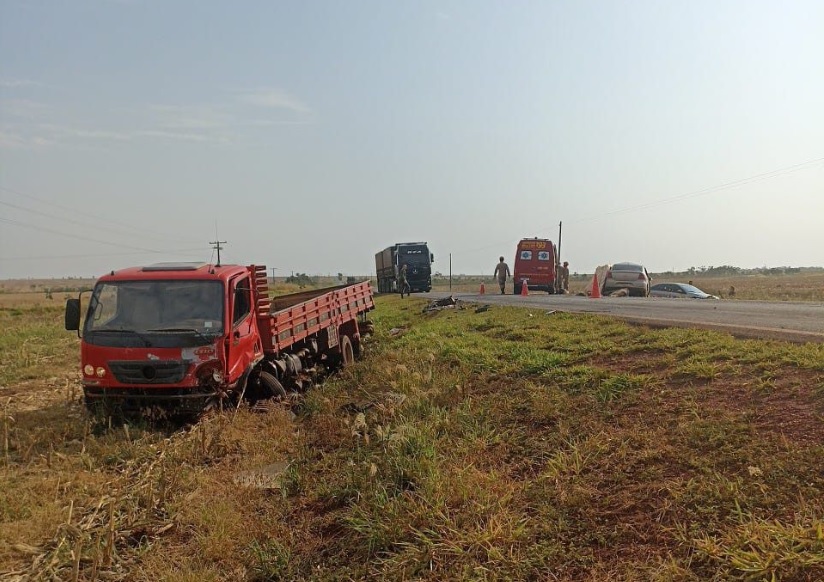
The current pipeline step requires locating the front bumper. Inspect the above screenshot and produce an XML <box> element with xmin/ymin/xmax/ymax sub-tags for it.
<box><xmin>83</xmin><ymin>386</ymin><xmax>218</xmax><ymax>413</ymax></box>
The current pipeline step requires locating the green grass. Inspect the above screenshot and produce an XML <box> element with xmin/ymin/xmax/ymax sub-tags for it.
<box><xmin>1</xmin><ymin>295</ymin><xmax>823</xmax><ymax>580</ymax></box>
<box><xmin>0</xmin><ymin>305</ymin><xmax>79</xmax><ymax>386</ymax></box>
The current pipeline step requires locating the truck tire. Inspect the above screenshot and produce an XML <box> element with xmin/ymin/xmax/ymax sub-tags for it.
<box><xmin>340</xmin><ymin>335</ymin><xmax>355</xmax><ymax>368</ymax></box>
<box><xmin>514</xmin><ymin>282</ymin><xmax>522</xmax><ymax>296</ymax></box>
<box><xmin>256</xmin><ymin>371</ymin><xmax>287</xmax><ymax>399</ymax></box>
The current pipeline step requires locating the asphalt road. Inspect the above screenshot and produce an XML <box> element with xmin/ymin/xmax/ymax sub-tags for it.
<box><xmin>426</xmin><ymin>291</ymin><xmax>824</xmax><ymax>343</ymax></box>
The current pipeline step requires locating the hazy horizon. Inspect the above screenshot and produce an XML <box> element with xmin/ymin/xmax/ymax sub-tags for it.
<box><xmin>2</xmin><ymin>1</ymin><xmax>822</xmax><ymax>279</ymax></box>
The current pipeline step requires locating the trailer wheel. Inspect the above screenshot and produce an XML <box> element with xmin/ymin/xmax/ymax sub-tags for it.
<box><xmin>340</xmin><ymin>335</ymin><xmax>355</xmax><ymax>368</ymax></box>
<box><xmin>256</xmin><ymin>371</ymin><xmax>287</xmax><ymax>400</ymax></box>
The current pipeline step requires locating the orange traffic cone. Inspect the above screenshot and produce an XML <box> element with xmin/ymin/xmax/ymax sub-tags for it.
<box><xmin>520</xmin><ymin>280</ymin><xmax>529</xmax><ymax>296</ymax></box>
<box><xmin>589</xmin><ymin>274</ymin><xmax>601</xmax><ymax>299</ymax></box>
<box><xmin>479</xmin><ymin>282</ymin><xmax>485</xmax><ymax>295</ymax></box>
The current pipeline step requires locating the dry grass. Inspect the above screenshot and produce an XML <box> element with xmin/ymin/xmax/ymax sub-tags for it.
<box><xmin>431</xmin><ymin>271</ymin><xmax>824</xmax><ymax>302</ymax></box>
<box><xmin>1</xmin><ymin>295</ymin><xmax>823</xmax><ymax>580</ymax></box>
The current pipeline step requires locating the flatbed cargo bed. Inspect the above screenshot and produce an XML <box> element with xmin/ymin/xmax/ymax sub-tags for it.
<box><xmin>257</xmin><ymin>281</ymin><xmax>374</xmax><ymax>353</ymax></box>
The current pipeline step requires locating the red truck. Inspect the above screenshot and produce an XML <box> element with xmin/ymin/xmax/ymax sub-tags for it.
<box><xmin>64</xmin><ymin>262</ymin><xmax>374</xmax><ymax>414</ymax></box>
<box><xmin>513</xmin><ymin>238</ymin><xmax>559</xmax><ymax>295</ymax></box>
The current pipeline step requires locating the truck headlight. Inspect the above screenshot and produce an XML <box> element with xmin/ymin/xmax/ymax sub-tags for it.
<box><xmin>96</xmin><ymin>367</ymin><xmax>106</xmax><ymax>378</ymax></box>
<box><xmin>84</xmin><ymin>365</ymin><xmax>94</xmax><ymax>376</ymax></box>
<box><xmin>195</xmin><ymin>361</ymin><xmax>223</xmax><ymax>386</ymax></box>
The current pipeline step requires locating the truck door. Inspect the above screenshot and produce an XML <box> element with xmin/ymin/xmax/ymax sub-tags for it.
<box><xmin>226</xmin><ymin>275</ymin><xmax>262</xmax><ymax>384</ymax></box>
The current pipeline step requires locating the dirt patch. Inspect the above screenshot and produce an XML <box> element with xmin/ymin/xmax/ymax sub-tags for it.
<box><xmin>695</xmin><ymin>371</ymin><xmax>824</xmax><ymax>446</ymax></box>
<box><xmin>583</xmin><ymin>347</ymin><xmax>824</xmax><ymax>447</ymax></box>
<box><xmin>589</xmin><ymin>351</ymin><xmax>669</xmax><ymax>375</ymax></box>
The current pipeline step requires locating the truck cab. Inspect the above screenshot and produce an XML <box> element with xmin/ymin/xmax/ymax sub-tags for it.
<box><xmin>375</xmin><ymin>242</ymin><xmax>434</xmax><ymax>294</ymax></box>
<box><xmin>513</xmin><ymin>238</ymin><xmax>558</xmax><ymax>295</ymax></box>
<box><xmin>66</xmin><ymin>261</ymin><xmax>375</xmax><ymax>415</ymax></box>
<box><xmin>395</xmin><ymin>242</ymin><xmax>433</xmax><ymax>293</ymax></box>
<box><xmin>65</xmin><ymin>262</ymin><xmax>258</xmax><ymax>413</ymax></box>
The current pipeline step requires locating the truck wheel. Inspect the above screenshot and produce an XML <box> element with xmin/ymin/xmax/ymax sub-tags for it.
<box><xmin>256</xmin><ymin>371</ymin><xmax>287</xmax><ymax>399</ymax></box>
<box><xmin>514</xmin><ymin>282</ymin><xmax>522</xmax><ymax>295</ymax></box>
<box><xmin>340</xmin><ymin>336</ymin><xmax>355</xmax><ymax>368</ymax></box>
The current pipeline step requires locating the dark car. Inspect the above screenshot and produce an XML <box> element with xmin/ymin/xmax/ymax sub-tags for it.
<box><xmin>649</xmin><ymin>282</ymin><xmax>718</xmax><ymax>299</ymax></box>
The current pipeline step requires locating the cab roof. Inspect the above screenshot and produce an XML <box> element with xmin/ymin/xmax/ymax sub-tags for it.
<box><xmin>517</xmin><ymin>238</ymin><xmax>554</xmax><ymax>245</ymax></box>
<box><xmin>98</xmin><ymin>262</ymin><xmax>252</xmax><ymax>283</ymax></box>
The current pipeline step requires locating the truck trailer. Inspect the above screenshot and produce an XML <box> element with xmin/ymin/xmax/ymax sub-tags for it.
<box><xmin>374</xmin><ymin>242</ymin><xmax>434</xmax><ymax>294</ymax></box>
<box><xmin>64</xmin><ymin>262</ymin><xmax>374</xmax><ymax>414</ymax></box>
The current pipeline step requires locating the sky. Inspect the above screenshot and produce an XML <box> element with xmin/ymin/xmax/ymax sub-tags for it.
<box><xmin>1</xmin><ymin>0</ymin><xmax>822</xmax><ymax>279</ymax></box>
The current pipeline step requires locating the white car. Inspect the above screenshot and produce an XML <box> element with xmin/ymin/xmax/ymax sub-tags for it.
<box><xmin>602</xmin><ymin>262</ymin><xmax>651</xmax><ymax>297</ymax></box>
<box><xmin>649</xmin><ymin>282</ymin><xmax>718</xmax><ymax>299</ymax></box>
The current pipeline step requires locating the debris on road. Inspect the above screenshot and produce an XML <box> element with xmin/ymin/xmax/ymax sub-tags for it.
<box><xmin>351</xmin><ymin>412</ymin><xmax>368</xmax><ymax>438</ymax></box>
<box><xmin>232</xmin><ymin>461</ymin><xmax>290</xmax><ymax>490</ymax></box>
<box><xmin>340</xmin><ymin>401</ymin><xmax>375</xmax><ymax>414</ymax></box>
<box><xmin>423</xmin><ymin>295</ymin><xmax>463</xmax><ymax>313</ymax></box>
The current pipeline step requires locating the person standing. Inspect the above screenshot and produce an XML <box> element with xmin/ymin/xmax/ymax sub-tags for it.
<box><xmin>560</xmin><ymin>261</ymin><xmax>570</xmax><ymax>292</ymax></box>
<box><xmin>493</xmin><ymin>256</ymin><xmax>511</xmax><ymax>294</ymax></box>
<box><xmin>398</xmin><ymin>263</ymin><xmax>411</xmax><ymax>298</ymax></box>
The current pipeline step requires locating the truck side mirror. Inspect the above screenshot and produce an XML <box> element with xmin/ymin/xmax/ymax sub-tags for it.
<box><xmin>65</xmin><ymin>298</ymin><xmax>81</xmax><ymax>331</ymax></box>
<box><xmin>430</xmin><ymin>253</ymin><xmax>434</xmax><ymax>262</ymax></box>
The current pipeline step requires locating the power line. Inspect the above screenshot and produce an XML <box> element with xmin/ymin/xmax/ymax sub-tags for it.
<box><xmin>449</xmin><ymin>156</ymin><xmax>824</xmax><ymax>258</ymax></box>
<box><xmin>452</xmin><ymin>238</ymin><xmax>522</xmax><ymax>256</ymax></box>
<box><xmin>0</xmin><ymin>185</ymin><xmax>203</xmax><ymax>244</ymax></box>
<box><xmin>569</xmin><ymin>156</ymin><xmax>824</xmax><ymax>225</ymax></box>
<box><xmin>0</xmin><ymin>216</ymin><xmax>179</xmax><ymax>253</ymax></box>
<box><xmin>0</xmin><ymin>250</ymin><xmax>207</xmax><ymax>261</ymax></box>
<box><xmin>0</xmin><ymin>199</ymin><xmax>189</xmax><ymax>242</ymax></box>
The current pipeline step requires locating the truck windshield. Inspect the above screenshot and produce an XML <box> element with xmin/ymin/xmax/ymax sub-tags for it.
<box><xmin>400</xmin><ymin>246</ymin><xmax>430</xmax><ymax>265</ymax></box>
<box><xmin>85</xmin><ymin>280</ymin><xmax>225</xmax><ymax>336</ymax></box>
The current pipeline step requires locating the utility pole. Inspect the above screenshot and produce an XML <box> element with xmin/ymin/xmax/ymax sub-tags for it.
<box><xmin>271</xmin><ymin>267</ymin><xmax>277</xmax><ymax>282</ymax></box>
<box><xmin>557</xmin><ymin>221</ymin><xmax>563</xmax><ymax>261</ymax></box>
<box><xmin>210</xmin><ymin>240</ymin><xmax>227</xmax><ymax>266</ymax></box>
<box><xmin>449</xmin><ymin>253</ymin><xmax>452</xmax><ymax>291</ymax></box>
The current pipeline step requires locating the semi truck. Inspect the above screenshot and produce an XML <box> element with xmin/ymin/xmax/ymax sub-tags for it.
<box><xmin>374</xmin><ymin>242</ymin><xmax>434</xmax><ymax>294</ymax></box>
<box><xmin>64</xmin><ymin>262</ymin><xmax>374</xmax><ymax>414</ymax></box>
<box><xmin>513</xmin><ymin>238</ymin><xmax>559</xmax><ymax>295</ymax></box>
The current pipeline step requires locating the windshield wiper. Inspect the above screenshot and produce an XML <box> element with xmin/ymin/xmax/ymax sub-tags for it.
<box><xmin>91</xmin><ymin>328</ymin><xmax>152</xmax><ymax>347</ymax></box>
<box><xmin>146</xmin><ymin>328</ymin><xmax>214</xmax><ymax>343</ymax></box>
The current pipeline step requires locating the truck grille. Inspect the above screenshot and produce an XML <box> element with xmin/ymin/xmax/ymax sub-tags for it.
<box><xmin>108</xmin><ymin>361</ymin><xmax>188</xmax><ymax>384</ymax></box>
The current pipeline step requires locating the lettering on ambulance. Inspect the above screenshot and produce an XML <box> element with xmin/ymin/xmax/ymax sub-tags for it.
<box><xmin>519</xmin><ymin>241</ymin><xmax>547</xmax><ymax>250</ymax></box>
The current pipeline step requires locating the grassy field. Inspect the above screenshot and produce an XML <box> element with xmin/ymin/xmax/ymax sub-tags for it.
<box><xmin>431</xmin><ymin>272</ymin><xmax>824</xmax><ymax>302</ymax></box>
<box><xmin>3</xmin><ymin>269</ymin><xmax>823</xmax><ymax>308</ymax></box>
<box><xmin>1</xmin><ymin>294</ymin><xmax>823</xmax><ymax>580</ymax></box>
